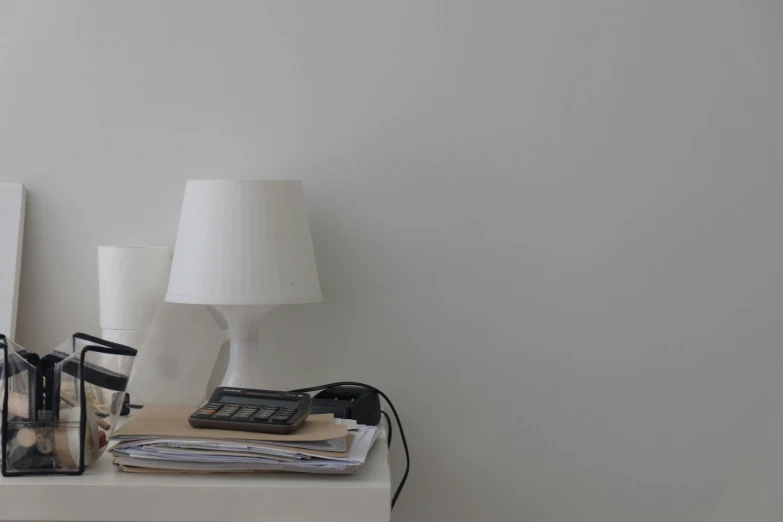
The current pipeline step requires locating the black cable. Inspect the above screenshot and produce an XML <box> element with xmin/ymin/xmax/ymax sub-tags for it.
<box><xmin>291</xmin><ymin>382</ymin><xmax>409</xmax><ymax>509</ymax></box>
<box><xmin>380</xmin><ymin>410</ymin><xmax>392</xmax><ymax>447</ymax></box>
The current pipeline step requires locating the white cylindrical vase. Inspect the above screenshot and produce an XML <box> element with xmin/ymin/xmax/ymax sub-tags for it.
<box><xmin>98</xmin><ymin>246</ymin><xmax>172</xmax><ymax>330</ymax></box>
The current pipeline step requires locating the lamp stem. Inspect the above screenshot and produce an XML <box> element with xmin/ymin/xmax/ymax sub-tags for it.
<box><xmin>209</xmin><ymin>305</ymin><xmax>276</xmax><ymax>389</ymax></box>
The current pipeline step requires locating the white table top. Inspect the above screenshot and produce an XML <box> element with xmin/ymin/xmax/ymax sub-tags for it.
<box><xmin>0</xmin><ymin>430</ymin><xmax>391</xmax><ymax>522</ymax></box>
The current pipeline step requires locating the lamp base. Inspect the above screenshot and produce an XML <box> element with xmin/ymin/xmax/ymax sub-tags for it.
<box><xmin>207</xmin><ymin>305</ymin><xmax>276</xmax><ymax>389</ymax></box>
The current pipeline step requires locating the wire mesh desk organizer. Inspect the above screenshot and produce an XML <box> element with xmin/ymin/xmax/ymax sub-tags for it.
<box><xmin>0</xmin><ymin>333</ymin><xmax>137</xmax><ymax>476</ymax></box>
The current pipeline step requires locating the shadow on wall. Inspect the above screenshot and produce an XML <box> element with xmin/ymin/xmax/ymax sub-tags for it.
<box><xmin>128</xmin><ymin>302</ymin><xmax>224</xmax><ymax>405</ymax></box>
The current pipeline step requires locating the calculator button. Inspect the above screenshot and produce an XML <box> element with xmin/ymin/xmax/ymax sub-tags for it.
<box><xmin>270</xmin><ymin>414</ymin><xmax>292</xmax><ymax>422</ymax></box>
<box><xmin>252</xmin><ymin>414</ymin><xmax>272</xmax><ymax>421</ymax></box>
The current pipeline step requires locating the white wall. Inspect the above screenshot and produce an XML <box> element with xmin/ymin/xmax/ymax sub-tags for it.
<box><xmin>2</xmin><ymin>1</ymin><xmax>783</xmax><ymax>521</ymax></box>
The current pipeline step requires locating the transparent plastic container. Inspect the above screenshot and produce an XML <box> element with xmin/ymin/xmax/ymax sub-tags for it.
<box><xmin>1</xmin><ymin>333</ymin><xmax>137</xmax><ymax>476</ymax></box>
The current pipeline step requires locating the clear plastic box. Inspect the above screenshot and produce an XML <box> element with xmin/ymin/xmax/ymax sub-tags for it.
<box><xmin>1</xmin><ymin>333</ymin><xmax>137</xmax><ymax>476</ymax></box>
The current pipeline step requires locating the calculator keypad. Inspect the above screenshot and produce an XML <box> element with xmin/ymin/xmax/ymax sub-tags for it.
<box><xmin>251</xmin><ymin>407</ymin><xmax>278</xmax><ymax>422</ymax></box>
<box><xmin>231</xmin><ymin>407</ymin><xmax>257</xmax><ymax>420</ymax></box>
<box><xmin>270</xmin><ymin>408</ymin><xmax>296</xmax><ymax>422</ymax></box>
<box><xmin>193</xmin><ymin>403</ymin><xmax>222</xmax><ymax>418</ymax></box>
<box><xmin>194</xmin><ymin>404</ymin><xmax>300</xmax><ymax>424</ymax></box>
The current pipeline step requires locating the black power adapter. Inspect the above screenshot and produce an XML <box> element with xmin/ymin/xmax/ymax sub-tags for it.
<box><xmin>311</xmin><ymin>386</ymin><xmax>381</xmax><ymax>425</ymax></box>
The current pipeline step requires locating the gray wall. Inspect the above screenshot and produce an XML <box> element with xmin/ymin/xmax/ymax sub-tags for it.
<box><xmin>2</xmin><ymin>1</ymin><xmax>783</xmax><ymax>521</ymax></box>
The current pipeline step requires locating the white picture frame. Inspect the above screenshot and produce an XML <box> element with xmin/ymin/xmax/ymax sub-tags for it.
<box><xmin>0</xmin><ymin>184</ymin><xmax>26</xmax><ymax>340</ymax></box>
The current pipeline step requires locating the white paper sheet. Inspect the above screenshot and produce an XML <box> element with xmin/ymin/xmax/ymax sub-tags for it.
<box><xmin>110</xmin><ymin>425</ymin><xmax>380</xmax><ymax>474</ymax></box>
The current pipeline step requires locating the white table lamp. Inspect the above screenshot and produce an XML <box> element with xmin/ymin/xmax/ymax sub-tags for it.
<box><xmin>165</xmin><ymin>180</ymin><xmax>322</xmax><ymax>389</ymax></box>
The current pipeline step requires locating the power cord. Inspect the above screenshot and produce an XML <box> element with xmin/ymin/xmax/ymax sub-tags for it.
<box><xmin>290</xmin><ymin>381</ymin><xmax>409</xmax><ymax>509</ymax></box>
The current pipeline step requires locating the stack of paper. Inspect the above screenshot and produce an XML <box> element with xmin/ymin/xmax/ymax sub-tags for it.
<box><xmin>109</xmin><ymin>406</ymin><xmax>380</xmax><ymax>475</ymax></box>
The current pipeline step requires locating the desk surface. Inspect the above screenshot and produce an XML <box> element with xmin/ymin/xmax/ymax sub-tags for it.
<box><xmin>0</xmin><ymin>431</ymin><xmax>390</xmax><ymax>522</ymax></box>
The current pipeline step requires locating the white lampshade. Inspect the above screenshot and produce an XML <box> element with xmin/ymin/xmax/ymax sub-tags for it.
<box><xmin>165</xmin><ymin>180</ymin><xmax>322</xmax><ymax>305</ymax></box>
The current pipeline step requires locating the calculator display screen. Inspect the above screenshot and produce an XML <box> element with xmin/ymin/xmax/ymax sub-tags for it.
<box><xmin>219</xmin><ymin>395</ymin><xmax>298</xmax><ymax>408</ymax></box>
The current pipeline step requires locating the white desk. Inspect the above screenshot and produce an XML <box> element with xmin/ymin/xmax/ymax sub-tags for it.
<box><xmin>0</xmin><ymin>432</ymin><xmax>390</xmax><ymax>522</ymax></box>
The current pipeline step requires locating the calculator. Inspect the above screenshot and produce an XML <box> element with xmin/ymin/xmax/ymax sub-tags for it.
<box><xmin>188</xmin><ymin>387</ymin><xmax>312</xmax><ymax>434</ymax></box>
